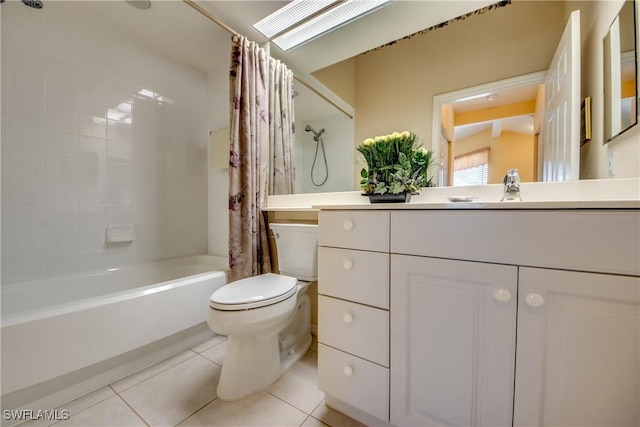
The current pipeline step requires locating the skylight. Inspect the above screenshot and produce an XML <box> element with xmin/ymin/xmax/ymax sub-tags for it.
<box><xmin>254</xmin><ymin>0</ymin><xmax>391</xmax><ymax>51</ymax></box>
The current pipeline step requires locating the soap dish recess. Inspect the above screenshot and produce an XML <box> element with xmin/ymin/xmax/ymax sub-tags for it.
<box><xmin>105</xmin><ymin>225</ymin><xmax>136</xmax><ymax>243</ymax></box>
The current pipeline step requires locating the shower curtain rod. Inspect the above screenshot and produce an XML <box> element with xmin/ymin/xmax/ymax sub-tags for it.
<box><xmin>182</xmin><ymin>0</ymin><xmax>354</xmax><ymax>120</ymax></box>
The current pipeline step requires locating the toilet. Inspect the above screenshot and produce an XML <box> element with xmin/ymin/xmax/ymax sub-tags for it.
<box><xmin>207</xmin><ymin>223</ymin><xmax>317</xmax><ymax>401</ymax></box>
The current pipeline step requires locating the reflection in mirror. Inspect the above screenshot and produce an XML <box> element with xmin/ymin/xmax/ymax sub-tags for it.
<box><xmin>604</xmin><ymin>0</ymin><xmax>638</xmax><ymax>142</ymax></box>
<box><xmin>433</xmin><ymin>72</ymin><xmax>547</xmax><ymax>187</ymax></box>
<box><xmin>293</xmin><ymin>84</ymin><xmax>354</xmax><ymax>194</ymax></box>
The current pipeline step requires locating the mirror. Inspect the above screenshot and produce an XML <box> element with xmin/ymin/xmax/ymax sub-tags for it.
<box><xmin>604</xmin><ymin>0</ymin><xmax>638</xmax><ymax>142</ymax></box>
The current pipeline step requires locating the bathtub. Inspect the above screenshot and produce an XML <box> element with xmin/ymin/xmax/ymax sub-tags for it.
<box><xmin>1</xmin><ymin>255</ymin><xmax>227</xmax><ymax>414</ymax></box>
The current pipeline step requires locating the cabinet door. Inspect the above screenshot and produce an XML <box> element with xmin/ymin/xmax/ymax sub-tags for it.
<box><xmin>391</xmin><ymin>255</ymin><xmax>517</xmax><ymax>427</ymax></box>
<box><xmin>514</xmin><ymin>268</ymin><xmax>640</xmax><ymax>427</ymax></box>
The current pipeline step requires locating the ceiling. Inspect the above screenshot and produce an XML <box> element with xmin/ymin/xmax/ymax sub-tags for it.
<box><xmin>66</xmin><ymin>1</ymin><xmax>508</xmax><ymax>124</ymax></box>
<box><xmin>67</xmin><ymin>0</ymin><xmax>498</xmax><ymax>75</ymax></box>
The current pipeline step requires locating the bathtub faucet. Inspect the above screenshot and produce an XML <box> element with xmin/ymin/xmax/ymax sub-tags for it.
<box><xmin>501</xmin><ymin>169</ymin><xmax>522</xmax><ymax>201</ymax></box>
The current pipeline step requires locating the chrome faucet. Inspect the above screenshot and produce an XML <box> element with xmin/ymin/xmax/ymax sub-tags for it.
<box><xmin>501</xmin><ymin>169</ymin><xmax>522</xmax><ymax>201</ymax></box>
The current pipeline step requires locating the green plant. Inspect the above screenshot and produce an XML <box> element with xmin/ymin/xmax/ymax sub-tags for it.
<box><xmin>357</xmin><ymin>131</ymin><xmax>434</xmax><ymax>195</ymax></box>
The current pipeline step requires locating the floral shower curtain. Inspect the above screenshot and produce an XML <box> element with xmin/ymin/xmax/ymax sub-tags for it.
<box><xmin>228</xmin><ymin>35</ymin><xmax>271</xmax><ymax>281</ymax></box>
<box><xmin>269</xmin><ymin>59</ymin><xmax>295</xmax><ymax>195</ymax></box>
<box><xmin>228</xmin><ymin>36</ymin><xmax>296</xmax><ymax>281</ymax></box>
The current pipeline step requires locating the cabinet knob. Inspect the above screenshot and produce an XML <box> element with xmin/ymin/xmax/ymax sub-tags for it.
<box><xmin>342</xmin><ymin>259</ymin><xmax>353</xmax><ymax>270</ymax></box>
<box><xmin>525</xmin><ymin>293</ymin><xmax>545</xmax><ymax>308</ymax></box>
<box><xmin>343</xmin><ymin>220</ymin><xmax>354</xmax><ymax>231</ymax></box>
<box><xmin>343</xmin><ymin>313</ymin><xmax>354</xmax><ymax>324</ymax></box>
<box><xmin>343</xmin><ymin>365</ymin><xmax>354</xmax><ymax>377</ymax></box>
<box><xmin>493</xmin><ymin>288</ymin><xmax>512</xmax><ymax>303</ymax></box>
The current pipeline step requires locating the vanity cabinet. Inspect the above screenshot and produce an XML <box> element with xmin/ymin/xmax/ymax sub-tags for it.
<box><xmin>317</xmin><ymin>211</ymin><xmax>391</xmax><ymax>423</ymax></box>
<box><xmin>514</xmin><ymin>267</ymin><xmax>640</xmax><ymax>427</ymax></box>
<box><xmin>390</xmin><ymin>255</ymin><xmax>518</xmax><ymax>427</ymax></box>
<box><xmin>317</xmin><ymin>208</ymin><xmax>639</xmax><ymax>427</ymax></box>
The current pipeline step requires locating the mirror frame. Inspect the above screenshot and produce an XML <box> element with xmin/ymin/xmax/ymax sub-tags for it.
<box><xmin>603</xmin><ymin>0</ymin><xmax>639</xmax><ymax>143</ymax></box>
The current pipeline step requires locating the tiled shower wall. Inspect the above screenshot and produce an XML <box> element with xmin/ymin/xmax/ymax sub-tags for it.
<box><xmin>1</xmin><ymin>2</ymin><xmax>209</xmax><ymax>285</ymax></box>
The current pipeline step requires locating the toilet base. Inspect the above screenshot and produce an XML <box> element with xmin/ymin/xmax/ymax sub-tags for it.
<box><xmin>216</xmin><ymin>332</ymin><xmax>312</xmax><ymax>402</ymax></box>
<box><xmin>216</xmin><ymin>333</ymin><xmax>281</xmax><ymax>401</ymax></box>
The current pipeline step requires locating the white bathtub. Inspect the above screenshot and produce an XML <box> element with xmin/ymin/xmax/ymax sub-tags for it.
<box><xmin>1</xmin><ymin>255</ymin><xmax>227</xmax><ymax>413</ymax></box>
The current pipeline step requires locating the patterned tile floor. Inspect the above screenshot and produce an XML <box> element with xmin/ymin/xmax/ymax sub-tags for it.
<box><xmin>18</xmin><ymin>336</ymin><xmax>365</xmax><ymax>427</ymax></box>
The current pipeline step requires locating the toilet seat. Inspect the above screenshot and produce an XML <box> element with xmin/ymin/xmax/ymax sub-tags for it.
<box><xmin>209</xmin><ymin>273</ymin><xmax>298</xmax><ymax>311</ymax></box>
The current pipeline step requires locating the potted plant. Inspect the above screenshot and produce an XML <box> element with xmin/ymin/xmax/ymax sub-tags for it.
<box><xmin>357</xmin><ymin>131</ymin><xmax>434</xmax><ymax>203</ymax></box>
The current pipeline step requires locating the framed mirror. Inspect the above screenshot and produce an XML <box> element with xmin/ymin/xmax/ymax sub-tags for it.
<box><xmin>604</xmin><ymin>0</ymin><xmax>638</xmax><ymax>142</ymax></box>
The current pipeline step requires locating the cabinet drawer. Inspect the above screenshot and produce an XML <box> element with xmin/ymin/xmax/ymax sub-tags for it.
<box><xmin>391</xmin><ymin>210</ymin><xmax>640</xmax><ymax>276</ymax></box>
<box><xmin>318</xmin><ymin>247</ymin><xmax>389</xmax><ymax>309</ymax></box>
<box><xmin>319</xmin><ymin>211</ymin><xmax>389</xmax><ymax>252</ymax></box>
<box><xmin>318</xmin><ymin>295</ymin><xmax>389</xmax><ymax>366</ymax></box>
<box><xmin>318</xmin><ymin>344</ymin><xmax>389</xmax><ymax>423</ymax></box>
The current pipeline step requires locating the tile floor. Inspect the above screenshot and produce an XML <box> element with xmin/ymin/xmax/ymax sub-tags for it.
<box><xmin>19</xmin><ymin>335</ymin><xmax>366</xmax><ymax>427</ymax></box>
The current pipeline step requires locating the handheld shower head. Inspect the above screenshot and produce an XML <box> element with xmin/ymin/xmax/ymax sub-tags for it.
<box><xmin>305</xmin><ymin>125</ymin><xmax>325</xmax><ymax>141</ymax></box>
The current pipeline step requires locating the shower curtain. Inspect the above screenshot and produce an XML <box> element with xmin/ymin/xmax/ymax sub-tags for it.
<box><xmin>228</xmin><ymin>35</ymin><xmax>271</xmax><ymax>281</ymax></box>
<box><xmin>228</xmin><ymin>35</ymin><xmax>296</xmax><ymax>281</ymax></box>
<box><xmin>269</xmin><ymin>59</ymin><xmax>295</xmax><ymax>195</ymax></box>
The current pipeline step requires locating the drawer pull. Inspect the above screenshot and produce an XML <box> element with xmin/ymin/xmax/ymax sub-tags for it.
<box><xmin>342</xmin><ymin>259</ymin><xmax>353</xmax><ymax>270</ymax></box>
<box><xmin>343</xmin><ymin>313</ymin><xmax>354</xmax><ymax>324</ymax></box>
<box><xmin>493</xmin><ymin>288</ymin><xmax>512</xmax><ymax>303</ymax></box>
<box><xmin>343</xmin><ymin>220</ymin><xmax>354</xmax><ymax>231</ymax></box>
<box><xmin>525</xmin><ymin>293</ymin><xmax>545</xmax><ymax>308</ymax></box>
<box><xmin>343</xmin><ymin>365</ymin><xmax>354</xmax><ymax>377</ymax></box>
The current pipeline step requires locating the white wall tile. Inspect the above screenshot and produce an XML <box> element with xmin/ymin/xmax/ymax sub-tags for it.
<box><xmin>79</xmin><ymin>136</ymin><xmax>107</xmax><ymax>163</ymax></box>
<box><xmin>46</xmin><ymin>154</ymin><xmax>78</xmax><ymax>182</ymax></box>
<box><xmin>46</xmin><ymin>180</ymin><xmax>78</xmax><ymax>205</ymax></box>
<box><xmin>9</xmin><ymin>150</ymin><xmax>46</xmax><ymax>178</ymax></box>
<box><xmin>47</xmin><ymin>129</ymin><xmax>78</xmax><ymax>156</ymax></box>
<box><xmin>47</xmin><ymin>204</ymin><xmax>79</xmax><ymax>230</ymax></box>
<box><xmin>8</xmin><ymin>120</ymin><xmax>46</xmax><ymax>153</ymax></box>
<box><xmin>79</xmin><ymin>114</ymin><xmax>107</xmax><ymax>139</ymax></box>
<box><xmin>79</xmin><ymin>76</ymin><xmax>106</xmax><ymax>118</ymax></box>
<box><xmin>46</xmin><ymin>227</ymin><xmax>79</xmax><ymax>254</ymax></box>
<box><xmin>107</xmin><ymin>141</ymin><xmax>132</xmax><ymax>164</ymax></box>
<box><xmin>107</xmin><ymin>120</ymin><xmax>132</xmax><ymax>144</ymax></box>
<box><xmin>2</xmin><ymin>2</ymin><xmax>208</xmax><ymax>285</ymax></box>
<box><xmin>8</xmin><ymin>176</ymin><xmax>47</xmax><ymax>204</ymax></box>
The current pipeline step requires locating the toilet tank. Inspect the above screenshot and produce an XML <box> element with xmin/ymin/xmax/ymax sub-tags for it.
<box><xmin>270</xmin><ymin>223</ymin><xmax>318</xmax><ymax>281</ymax></box>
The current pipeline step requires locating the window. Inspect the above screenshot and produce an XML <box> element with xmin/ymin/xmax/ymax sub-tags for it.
<box><xmin>453</xmin><ymin>148</ymin><xmax>489</xmax><ymax>186</ymax></box>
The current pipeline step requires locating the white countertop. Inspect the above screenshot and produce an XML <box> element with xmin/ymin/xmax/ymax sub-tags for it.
<box><xmin>265</xmin><ymin>178</ymin><xmax>640</xmax><ymax>211</ymax></box>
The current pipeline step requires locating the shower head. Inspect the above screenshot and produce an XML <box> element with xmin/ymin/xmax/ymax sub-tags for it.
<box><xmin>305</xmin><ymin>125</ymin><xmax>325</xmax><ymax>141</ymax></box>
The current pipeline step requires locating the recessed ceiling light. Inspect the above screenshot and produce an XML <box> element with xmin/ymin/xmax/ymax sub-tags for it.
<box><xmin>126</xmin><ymin>0</ymin><xmax>151</xmax><ymax>10</ymax></box>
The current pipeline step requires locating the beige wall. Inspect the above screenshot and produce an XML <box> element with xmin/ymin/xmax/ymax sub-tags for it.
<box><xmin>569</xmin><ymin>0</ymin><xmax>640</xmax><ymax>179</ymax></box>
<box><xmin>312</xmin><ymin>57</ymin><xmax>357</xmax><ymax>108</ymax></box>
<box><xmin>455</xmin><ymin>128</ymin><xmax>536</xmax><ymax>184</ymax></box>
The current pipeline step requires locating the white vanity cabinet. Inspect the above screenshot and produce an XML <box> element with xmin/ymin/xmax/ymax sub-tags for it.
<box><xmin>317</xmin><ymin>211</ymin><xmax>391</xmax><ymax>424</ymax></box>
<box><xmin>390</xmin><ymin>209</ymin><xmax>639</xmax><ymax>427</ymax></box>
<box><xmin>317</xmin><ymin>208</ymin><xmax>639</xmax><ymax>427</ymax></box>
<box><xmin>514</xmin><ymin>267</ymin><xmax>640</xmax><ymax>427</ymax></box>
<box><xmin>390</xmin><ymin>255</ymin><xmax>518</xmax><ymax>427</ymax></box>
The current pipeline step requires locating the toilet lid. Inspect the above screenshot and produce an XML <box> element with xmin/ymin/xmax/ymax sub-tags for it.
<box><xmin>209</xmin><ymin>273</ymin><xmax>298</xmax><ymax>311</ymax></box>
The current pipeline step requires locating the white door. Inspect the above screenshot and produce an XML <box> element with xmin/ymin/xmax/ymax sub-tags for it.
<box><xmin>390</xmin><ymin>255</ymin><xmax>518</xmax><ymax>427</ymax></box>
<box><xmin>514</xmin><ymin>267</ymin><xmax>640</xmax><ymax>426</ymax></box>
<box><xmin>542</xmin><ymin>10</ymin><xmax>580</xmax><ymax>181</ymax></box>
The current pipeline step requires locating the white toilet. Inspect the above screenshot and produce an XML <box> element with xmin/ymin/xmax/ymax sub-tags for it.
<box><xmin>207</xmin><ymin>223</ymin><xmax>317</xmax><ymax>401</ymax></box>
